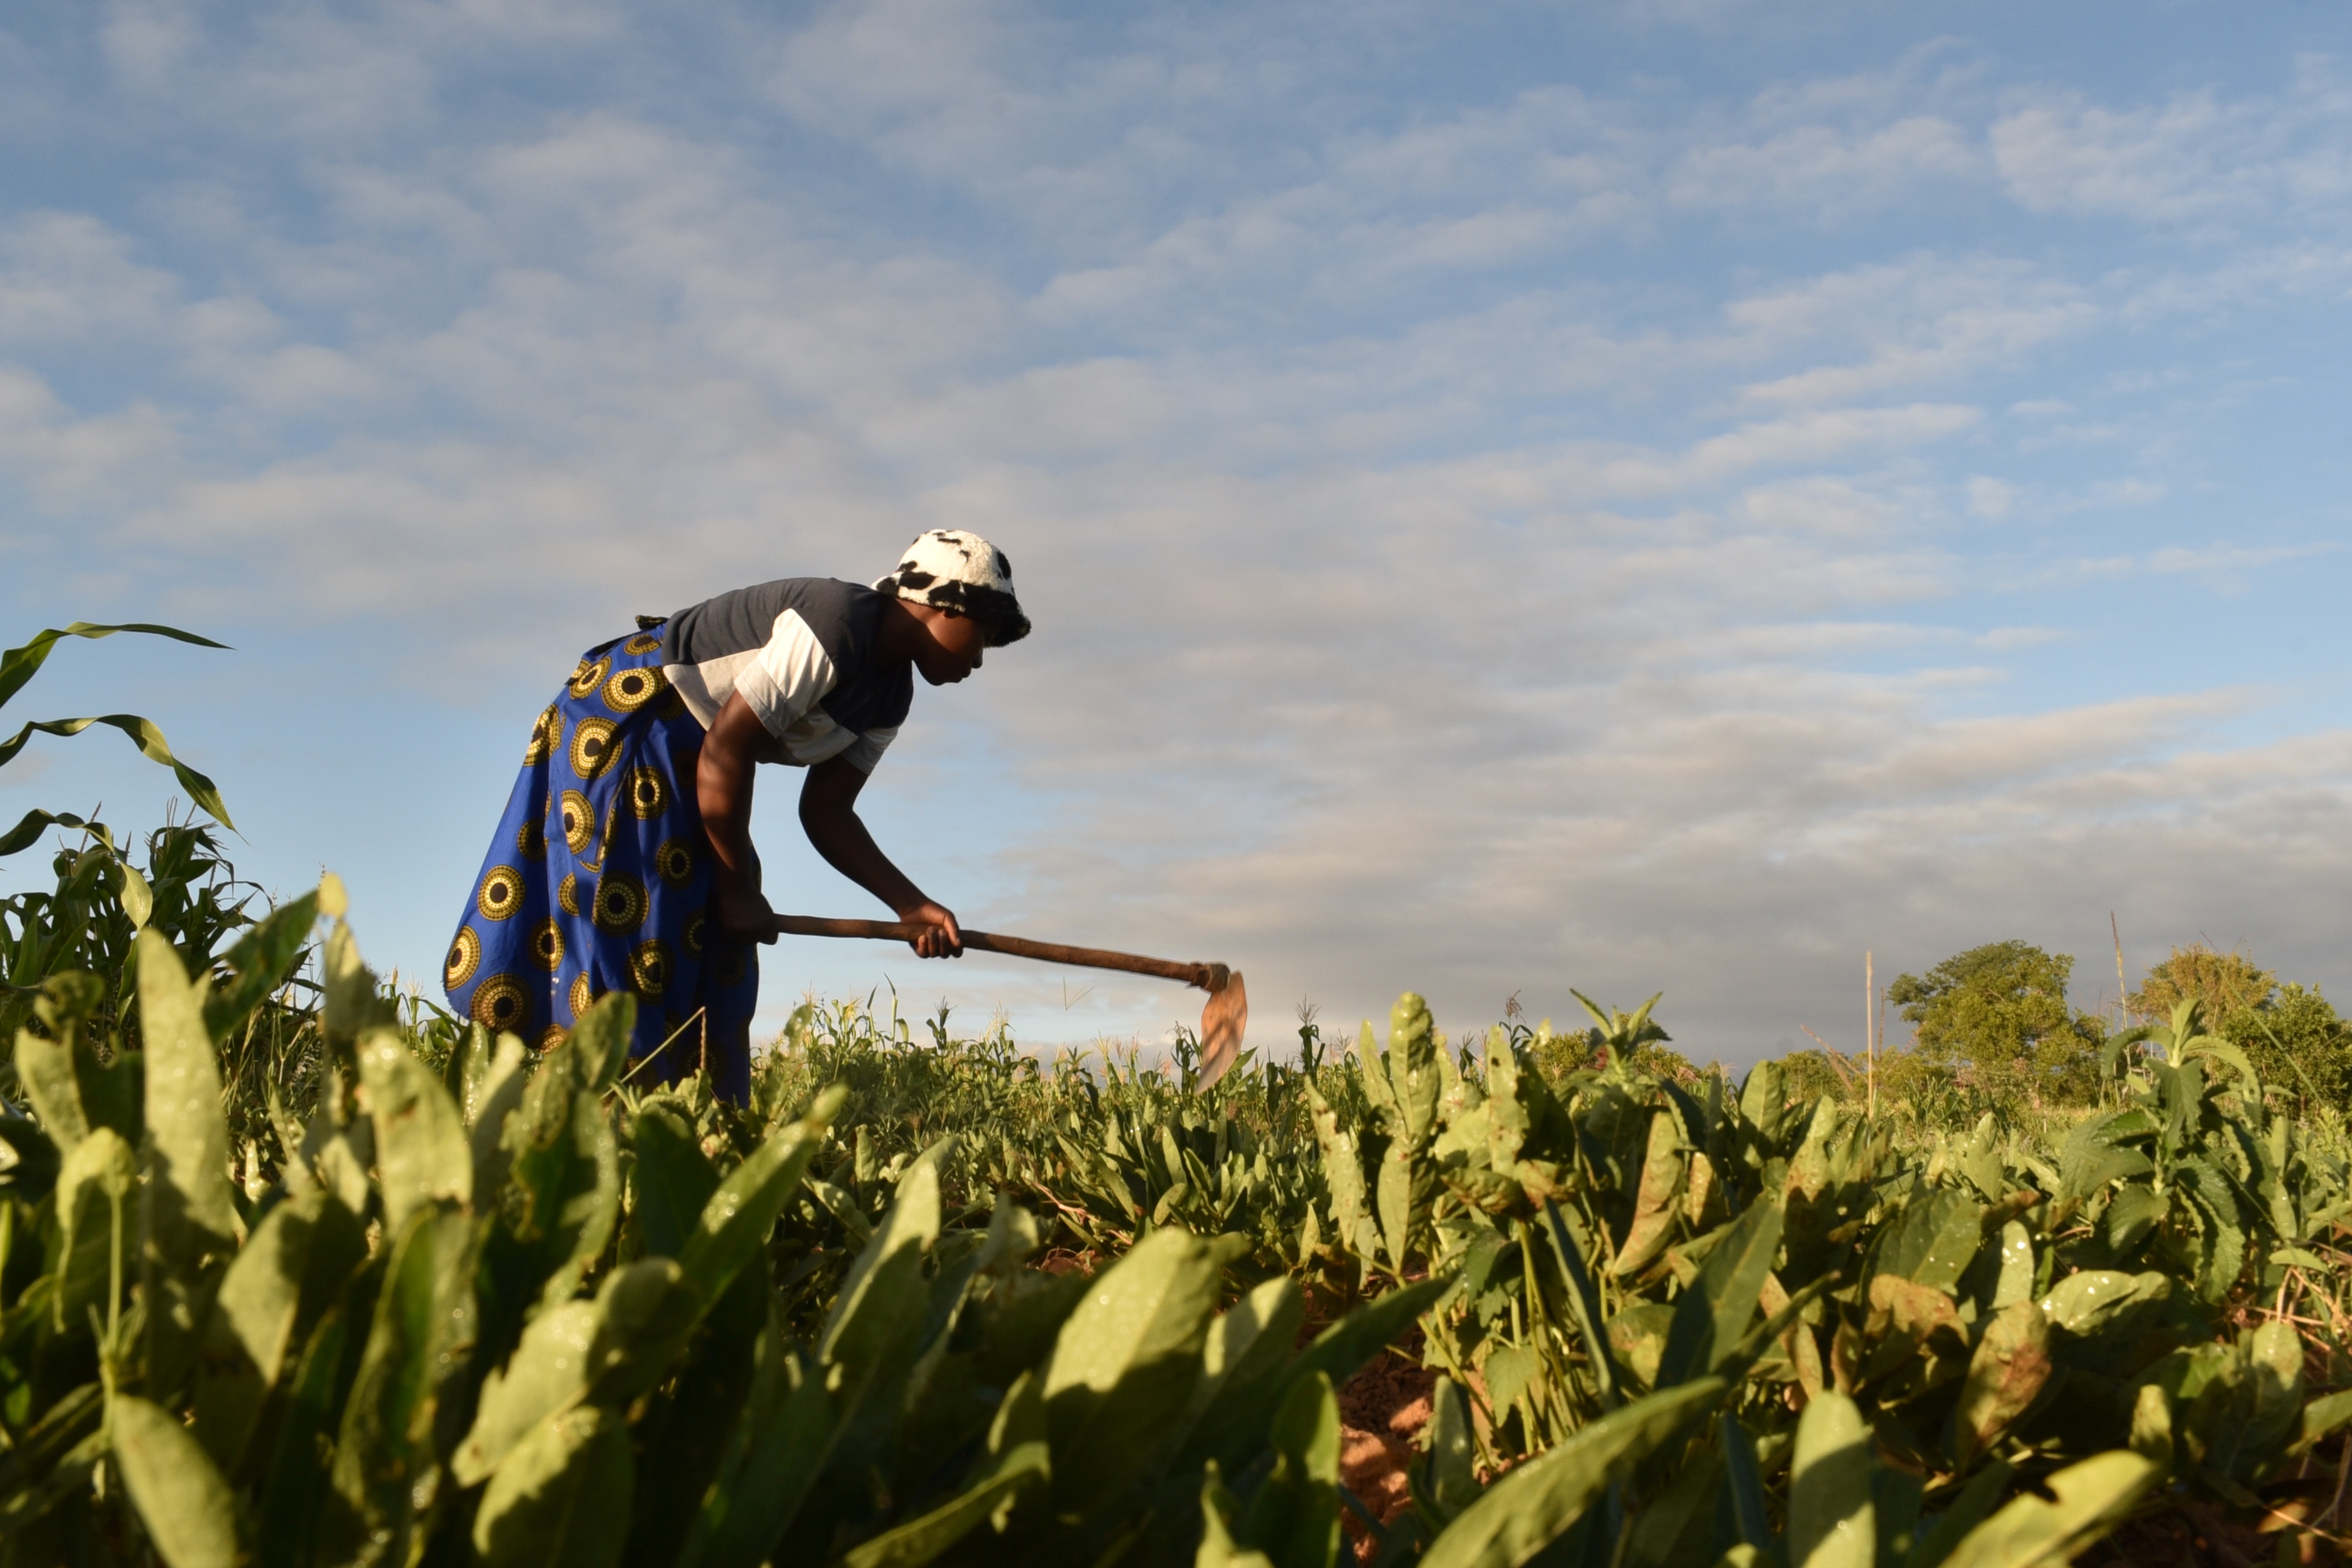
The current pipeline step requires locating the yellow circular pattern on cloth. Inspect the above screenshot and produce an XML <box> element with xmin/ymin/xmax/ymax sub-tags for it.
<box><xmin>559</xmin><ymin>790</ymin><xmax>593</xmax><ymax>853</ymax></box>
<box><xmin>570</xmin><ymin>717</ymin><xmax>618</xmax><ymax>779</ymax></box>
<box><xmin>569</xmin><ymin>972</ymin><xmax>596</xmax><ymax>1019</ymax></box>
<box><xmin>625</xmin><ymin>765</ymin><xmax>669</xmax><ymax>819</ymax></box>
<box><xmin>558</xmin><ymin>872</ymin><xmax>581</xmax><ymax>915</ymax></box>
<box><xmin>602</xmin><ymin>665</ymin><xmax>667</xmax><ymax>713</ymax></box>
<box><xmin>623</xmin><ymin>631</ymin><xmax>663</xmax><ymax>656</ymax></box>
<box><xmin>528</xmin><ymin>917</ymin><xmax>565</xmax><ymax>972</ymax></box>
<box><xmin>568</xmin><ymin>656</ymin><xmax>611</xmax><ymax>700</ymax></box>
<box><xmin>517</xmin><ymin>811</ymin><xmax>547</xmax><ymax>860</ymax></box>
<box><xmin>684</xmin><ymin>911</ymin><xmax>706</xmax><ymax>956</ymax></box>
<box><xmin>631</xmin><ymin>938</ymin><xmax>673</xmax><ymax>998</ymax></box>
<box><xmin>444</xmin><ymin>926</ymin><xmax>481</xmax><ymax>988</ymax></box>
<box><xmin>654</xmin><ymin>837</ymin><xmax>695</xmax><ymax>886</ymax></box>
<box><xmin>523</xmin><ymin>704</ymin><xmax>561</xmax><ymax>764</ymax></box>
<box><xmin>593</xmin><ymin>872</ymin><xmax>647</xmax><ymax>933</ymax></box>
<box><xmin>470</xmin><ymin>973</ymin><xmax>529</xmax><ymax>1032</ymax></box>
<box><xmin>538</xmin><ymin>1022</ymin><xmax>569</xmax><ymax>1054</ymax></box>
<box><xmin>476</xmin><ymin>865</ymin><xmax>525</xmax><ymax>921</ymax></box>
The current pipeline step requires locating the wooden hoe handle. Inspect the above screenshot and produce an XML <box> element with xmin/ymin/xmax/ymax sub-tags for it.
<box><xmin>766</xmin><ymin>914</ymin><xmax>1232</xmax><ymax>994</ymax></box>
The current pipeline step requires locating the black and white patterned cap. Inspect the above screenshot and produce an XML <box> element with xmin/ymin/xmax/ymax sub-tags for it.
<box><xmin>874</xmin><ymin>529</ymin><xmax>1031</xmax><ymax>645</ymax></box>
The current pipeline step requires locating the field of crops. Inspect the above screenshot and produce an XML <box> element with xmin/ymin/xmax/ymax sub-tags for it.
<box><xmin>6</xmin><ymin>630</ymin><xmax>2352</xmax><ymax>1568</ymax></box>
<box><xmin>5</xmin><ymin>840</ymin><xmax>2352</xmax><ymax>1568</ymax></box>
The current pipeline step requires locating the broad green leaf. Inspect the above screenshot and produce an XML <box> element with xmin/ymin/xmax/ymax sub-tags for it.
<box><xmin>2037</xmin><ymin>1270</ymin><xmax>2169</xmax><ymax>1342</ymax></box>
<box><xmin>1222</xmin><ymin>1273</ymin><xmax>1453</xmax><ymax>1477</ymax></box>
<box><xmin>817</xmin><ymin>1120</ymin><xmax>938</xmax><ymax>1379</ymax></box>
<box><xmin>569</xmin><ymin>990</ymin><xmax>633</xmax><ymax>1094</ymax></box>
<box><xmin>1949</xmin><ymin>1300</ymin><xmax>2051</xmax><ymax>1471</ymax></box>
<box><xmin>454</xmin><ymin>1300</ymin><xmax>601</xmax><ymax>1486</ymax></box>
<box><xmin>1616</xmin><ymin>1444</ymin><xmax>1724</xmax><ymax>1568</ymax></box>
<box><xmin>137</xmin><ymin>927</ymin><xmax>235</xmax><ymax>1243</ymax></box>
<box><xmin>1719</xmin><ymin>1414</ymin><xmax>1770</xmax><ymax>1549</ymax></box>
<box><xmin>13</xmin><ymin>1027</ymin><xmax>89</xmax><ymax>1151</ymax></box>
<box><xmin>1414</xmin><ymin>1377</ymin><xmax>1482</xmax><ymax>1529</ymax></box>
<box><xmin>358</xmin><ymin>1025</ymin><xmax>471</xmax><ymax>1233</ymax></box>
<box><xmin>499</xmin><ymin>1058</ymin><xmax>623</xmax><ymax>1312</ymax></box>
<box><xmin>1989</xmin><ymin>1221</ymin><xmax>2034</xmax><ymax>1309</ymax></box>
<box><xmin>1614</xmin><ymin>1111</ymin><xmax>1686</xmax><ymax>1278</ymax></box>
<box><xmin>684</xmin><ymin>1084</ymin><xmax>840</xmax><ymax>1310</ymax></box>
<box><xmin>1902</xmin><ymin>1458</ymin><xmax>2013</xmax><ymax>1568</ymax></box>
<box><xmin>136</xmin><ymin>930</ymin><xmax>235</xmax><ymax>1402</ymax></box>
<box><xmin>2203</xmin><ymin>1321</ymin><xmax>2305</xmax><ymax>1481</ymax></box>
<box><xmin>1873</xmin><ymin>1188</ymin><xmax>1982</xmax><ymax>1294</ymax></box>
<box><xmin>468</xmin><ymin>1031</ymin><xmax>530</xmax><ymax>1185</ymax></box>
<box><xmin>329</xmin><ymin>1209</ymin><xmax>477</xmax><ymax>1559</ymax></box>
<box><xmin>2295</xmin><ymin>1387</ymin><xmax>2352</xmax><ymax>1456</ymax></box>
<box><xmin>319</xmin><ymin>917</ymin><xmax>391</xmax><ymax>1042</ymax></box>
<box><xmin>120</xmin><ymin>859</ymin><xmax>154</xmax><ymax>928</ymax></box>
<box><xmin>1305</xmin><ymin>1083</ymin><xmax>1370</xmax><ymax>1260</ymax></box>
<box><xmin>52</xmin><ymin>1126</ymin><xmax>133</xmax><ymax>1334</ymax></box>
<box><xmin>1788</xmin><ymin>1390</ymin><xmax>1874</xmax><ymax>1568</ymax></box>
<box><xmin>1044</xmin><ymin>1226</ymin><xmax>1231</xmax><ymax>1513</ymax></box>
<box><xmin>1544</xmin><ymin>1200</ymin><xmax>1625</xmax><ymax>1406</ymax></box>
<box><xmin>191</xmin><ymin>1187</ymin><xmax>366</xmax><ymax>1470</ymax></box>
<box><xmin>1178</xmin><ymin>1273</ymin><xmax>1306</xmax><ymax>1456</ymax></box>
<box><xmin>1420</xmin><ymin>1377</ymin><xmax>1727</xmax><ymax>1568</ymax></box>
<box><xmin>201</xmin><ymin>892</ymin><xmax>320</xmax><ymax>1045</ymax></box>
<box><xmin>1936</xmin><ymin>1451</ymin><xmax>2158</xmax><ymax>1568</ymax></box>
<box><xmin>618</xmin><ymin>1266</ymin><xmax>770</xmax><ymax>1568</ymax></box>
<box><xmin>2057</xmin><ymin>1115</ymin><xmax>2155</xmax><ymax>1202</ymax></box>
<box><xmin>256</xmin><ymin>1306</ymin><xmax>354</xmax><ymax>1568</ymax></box>
<box><xmin>111</xmin><ymin>1394</ymin><xmax>243</xmax><ymax>1568</ymax></box>
<box><xmin>575</xmin><ymin>1257</ymin><xmax>692</xmax><ymax>1417</ymax></box>
<box><xmin>675</xmin><ymin>1334</ymin><xmax>837</xmax><ymax>1568</ymax></box>
<box><xmin>629</xmin><ymin>1101</ymin><xmax>719</xmax><ymax>1259</ymax></box>
<box><xmin>2103</xmin><ymin>1186</ymin><xmax>2167</xmax><ymax>1258</ymax></box>
<box><xmin>1199</xmin><ymin>1464</ymin><xmax>1281</xmax><ymax>1568</ymax></box>
<box><xmin>1659</xmin><ymin>1199</ymin><xmax>1783</xmax><ymax>1386</ymax></box>
<box><xmin>838</xmin><ymin>1441</ymin><xmax>1050</xmax><ymax>1568</ymax></box>
<box><xmin>471</xmin><ymin>1404</ymin><xmax>634</xmax><ymax>1568</ymax></box>
<box><xmin>2129</xmin><ymin>1382</ymin><xmax>2172</xmax><ymax>1468</ymax></box>
<box><xmin>1241</xmin><ymin>1371</ymin><xmax>1343</xmax><ymax>1568</ymax></box>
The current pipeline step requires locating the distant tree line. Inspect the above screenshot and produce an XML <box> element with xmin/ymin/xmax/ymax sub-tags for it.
<box><xmin>1836</xmin><ymin>938</ymin><xmax>2351</xmax><ymax>1117</ymax></box>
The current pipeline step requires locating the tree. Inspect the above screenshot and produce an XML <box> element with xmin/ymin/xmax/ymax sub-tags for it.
<box><xmin>1887</xmin><ymin>940</ymin><xmax>2102</xmax><ymax>1108</ymax></box>
<box><xmin>2129</xmin><ymin>945</ymin><xmax>2274</xmax><ymax>1025</ymax></box>
<box><xmin>2131</xmin><ymin>945</ymin><xmax>2350</xmax><ymax>1110</ymax></box>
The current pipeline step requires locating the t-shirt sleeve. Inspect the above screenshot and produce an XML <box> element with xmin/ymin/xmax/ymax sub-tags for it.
<box><xmin>838</xmin><ymin>725</ymin><xmax>897</xmax><ymax>775</ymax></box>
<box><xmin>734</xmin><ymin>610</ymin><xmax>838</xmax><ymax>736</ymax></box>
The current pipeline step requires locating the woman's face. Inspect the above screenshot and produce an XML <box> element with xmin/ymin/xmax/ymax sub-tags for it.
<box><xmin>912</xmin><ymin>608</ymin><xmax>988</xmax><ymax>685</ymax></box>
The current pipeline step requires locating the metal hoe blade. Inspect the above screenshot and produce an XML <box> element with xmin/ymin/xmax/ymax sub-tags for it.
<box><xmin>1196</xmin><ymin>970</ymin><xmax>1249</xmax><ymax>1088</ymax></box>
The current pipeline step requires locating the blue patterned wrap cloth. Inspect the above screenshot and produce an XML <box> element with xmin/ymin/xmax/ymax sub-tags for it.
<box><xmin>443</xmin><ymin>624</ymin><xmax>758</xmax><ymax>1099</ymax></box>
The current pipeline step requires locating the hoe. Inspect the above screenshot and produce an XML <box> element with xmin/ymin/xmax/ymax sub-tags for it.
<box><xmin>765</xmin><ymin>914</ymin><xmax>1251</xmax><ymax>1086</ymax></box>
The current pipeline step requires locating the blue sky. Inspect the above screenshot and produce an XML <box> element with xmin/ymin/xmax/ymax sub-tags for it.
<box><xmin>5</xmin><ymin>0</ymin><xmax>2352</xmax><ymax>1064</ymax></box>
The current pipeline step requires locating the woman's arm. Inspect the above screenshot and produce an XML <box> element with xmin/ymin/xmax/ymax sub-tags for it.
<box><xmin>699</xmin><ymin>692</ymin><xmax>777</xmax><ymax>944</ymax></box>
<box><xmin>799</xmin><ymin>755</ymin><xmax>964</xmax><ymax>957</ymax></box>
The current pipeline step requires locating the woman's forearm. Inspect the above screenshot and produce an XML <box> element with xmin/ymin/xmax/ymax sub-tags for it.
<box><xmin>800</xmin><ymin>794</ymin><xmax>927</xmax><ymax>915</ymax></box>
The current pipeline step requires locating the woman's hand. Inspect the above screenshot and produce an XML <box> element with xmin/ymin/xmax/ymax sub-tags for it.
<box><xmin>901</xmin><ymin>901</ymin><xmax>963</xmax><ymax>958</ymax></box>
<box><xmin>711</xmin><ymin>863</ymin><xmax>779</xmax><ymax>947</ymax></box>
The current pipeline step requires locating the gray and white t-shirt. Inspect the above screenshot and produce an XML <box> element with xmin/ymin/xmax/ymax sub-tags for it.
<box><xmin>659</xmin><ymin>579</ymin><xmax>911</xmax><ymax>773</ymax></box>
